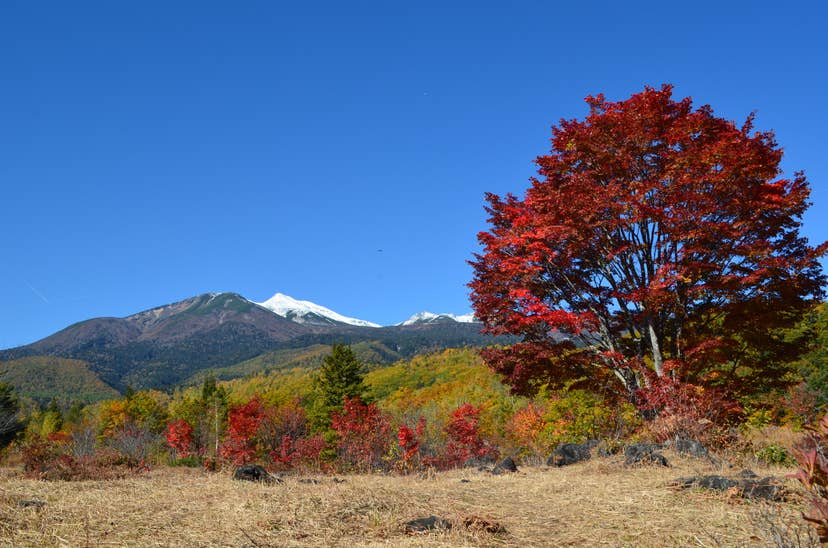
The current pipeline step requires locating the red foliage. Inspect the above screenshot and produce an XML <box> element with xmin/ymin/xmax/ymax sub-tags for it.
<box><xmin>634</xmin><ymin>376</ymin><xmax>741</xmax><ymax>443</ymax></box>
<box><xmin>507</xmin><ymin>403</ymin><xmax>547</xmax><ymax>454</ymax></box>
<box><xmin>330</xmin><ymin>398</ymin><xmax>392</xmax><ymax>471</ymax></box>
<box><xmin>46</xmin><ymin>431</ymin><xmax>72</xmax><ymax>445</ymax></box>
<box><xmin>165</xmin><ymin>419</ymin><xmax>195</xmax><ymax>459</ymax></box>
<box><xmin>270</xmin><ymin>434</ymin><xmax>325</xmax><ymax>470</ymax></box>
<box><xmin>219</xmin><ymin>396</ymin><xmax>265</xmax><ymax>465</ymax></box>
<box><xmin>258</xmin><ymin>399</ymin><xmax>309</xmax><ymax>452</ymax></box>
<box><xmin>469</xmin><ymin>84</ymin><xmax>826</xmax><ymax>404</ymax></box>
<box><xmin>397</xmin><ymin>417</ymin><xmax>426</xmax><ymax>468</ymax></box>
<box><xmin>443</xmin><ymin>403</ymin><xmax>496</xmax><ymax>467</ymax></box>
<box><xmin>791</xmin><ymin>414</ymin><xmax>828</xmax><ymax>542</ymax></box>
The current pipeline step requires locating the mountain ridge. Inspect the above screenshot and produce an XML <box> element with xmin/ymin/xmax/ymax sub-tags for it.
<box><xmin>0</xmin><ymin>291</ymin><xmax>498</xmax><ymax>399</ymax></box>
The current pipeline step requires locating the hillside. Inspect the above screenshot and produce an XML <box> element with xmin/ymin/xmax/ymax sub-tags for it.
<box><xmin>0</xmin><ymin>356</ymin><xmax>120</xmax><ymax>405</ymax></box>
<box><xmin>0</xmin><ymin>292</ymin><xmax>504</xmax><ymax>395</ymax></box>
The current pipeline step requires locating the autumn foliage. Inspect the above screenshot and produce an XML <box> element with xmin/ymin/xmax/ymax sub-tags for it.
<box><xmin>470</xmin><ymin>84</ymin><xmax>826</xmax><ymax>408</ymax></box>
<box><xmin>164</xmin><ymin>419</ymin><xmax>195</xmax><ymax>459</ymax></box>
<box><xmin>219</xmin><ymin>396</ymin><xmax>265</xmax><ymax>465</ymax></box>
<box><xmin>443</xmin><ymin>403</ymin><xmax>496</xmax><ymax>466</ymax></box>
<box><xmin>792</xmin><ymin>413</ymin><xmax>828</xmax><ymax>542</ymax></box>
<box><xmin>330</xmin><ymin>397</ymin><xmax>392</xmax><ymax>471</ymax></box>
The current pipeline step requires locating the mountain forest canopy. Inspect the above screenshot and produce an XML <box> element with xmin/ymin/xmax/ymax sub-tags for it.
<box><xmin>469</xmin><ymin>84</ymin><xmax>827</xmax><ymax>407</ymax></box>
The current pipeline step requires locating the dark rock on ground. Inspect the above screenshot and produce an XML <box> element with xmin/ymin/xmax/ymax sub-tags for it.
<box><xmin>459</xmin><ymin>479</ymin><xmax>471</xmax><ymax>483</ymax></box>
<box><xmin>332</xmin><ymin>477</ymin><xmax>346</xmax><ymax>484</ymax></box>
<box><xmin>738</xmin><ymin>469</ymin><xmax>759</xmax><ymax>478</ymax></box>
<box><xmin>697</xmin><ymin>475</ymin><xmax>739</xmax><ymax>490</ymax></box>
<box><xmin>670</xmin><ymin>474</ymin><xmax>787</xmax><ymax>501</ymax></box>
<box><xmin>492</xmin><ymin>457</ymin><xmax>518</xmax><ymax>475</ymax></box>
<box><xmin>233</xmin><ymin>464</ymin><xmax>282</xmax><ymax>484</ymax></box>
<box><xmin>673</xmin><ymin>437</ymin><xmax>720</xmax><ymax>464</ymax></box>
<box><xmin>548</xmin><ymin>441</ymin><xmax>598</xmax><ymax>467</ymax></box>
<box><xmin>403</xmin><ymin>516</ymin><xmax>452</xmax><ymax>534</ymax></box>
<box><xmin>624</xmin><ymin>443</ymin><xmax>669</xmax><ymax>466</ymax></box>
<box><xmin>18</xmin><ymin>500</ymin><xmax>46</xmax><ymax>509</ymax></box>
<box><xmin>297</xmin><ymin>478</ymin><xmax>321</xmax><ymax>485</ymax></box>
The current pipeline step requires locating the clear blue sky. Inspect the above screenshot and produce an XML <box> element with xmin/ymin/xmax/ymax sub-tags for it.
<box><xmin>2</xmin><ymin>1</ymin><xmax>826</xmax><ymax>348</ymax></box>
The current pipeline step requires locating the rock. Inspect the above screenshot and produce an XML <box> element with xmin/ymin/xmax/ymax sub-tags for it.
<box><xmin>624</xmin><ymin>443</ymin><xmax>669</xmax><ymax>466</ymax></box>
<box><xmin>674</xmin><ymin>437</ymin><xmax>719</xmax><ymax>464</ymax></box>
<box><xmin>674</xmin><ymin>438</ymin><xmax>707</xmax><ymax>457</ymax></box>
<box><xmin>403</xmin><ymin>516</ymin><xmax>452</xmax><ymax>534</ymax></box>
<box><xmin>548</xmin><ymin>441</ymin><xmax>597</xmax><ymax>466</ymax></box>
<box><xmin>18</xmin><ymin>500</ymin><xmax>46</xmax><ymax>509</ymax></box>
<box><xmin>297</xmin><ymin>478</ymin><xmax>321</xmax><ymax>485</ymax></box>
<box><xmin>738</xmin><ymin>469</ymin><xmax>759</xmax><ymax>478</ymax></box>
<box><xmin>740</xmin><ymin>477</ymin><xmax>786</xmax><ymax>501</ymax></box>
<box><xmin>492</xmin><ymin>457</ymin><xmax>518</xmax><ymax>475</ymax></box>
<box><xmin>332</xmin><ymin>477</ymin><xmax>346</xmax><ymax>484</ymax></box>
<box><xmin>233</xmin><ymin>464</ymin><xmax>282</xmax><ymax>484</ymax></box>
<box><xmin>670</xmin><ymin>474</ymin><xmax>787</xmax><ymax>501</ymax></box>
<box><xmin>459</xmin><ymin>479</ymin><xmax>471</xmax><ymax>483</ymax></box>
<box><xmin>696</xmin><ymin>475</ymin><xmax>739</xmax><ymax>490</ymax></box>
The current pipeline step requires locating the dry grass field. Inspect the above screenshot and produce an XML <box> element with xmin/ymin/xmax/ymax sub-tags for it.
<box><xmin>0</xmin><ymin>451</ymin><xmax>818</xmax><ymax>547</ymax></box>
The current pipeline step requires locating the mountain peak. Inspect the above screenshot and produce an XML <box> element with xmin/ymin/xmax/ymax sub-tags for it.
<box><xmin>257</xmin><ymin>293</ymin><xmax>380</xmax><ymax>328</ymax></box>
<box><xmin>398</xmin><ymin>311</ymin><xmax>477</xmax><ymax>326</ymax></box>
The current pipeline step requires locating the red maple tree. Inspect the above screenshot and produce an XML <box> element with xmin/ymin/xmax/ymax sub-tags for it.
<box><xmin>165</xmin><ymin>419</ymin><xmax>195</xmax><ymax>459</ymax></box>
<box><xmin>330</xmin><ymin>398</ymin><xmax>392</xmax><ymax>471</ymax></box>
<box><xmin>443</xmin><ymin>403</ymin><xmax>495</xmax><ymax>466</ymax></box>
<box><xmin>397</xmin><ymin>417</ymin><xmax>426</xmax><ymax>467</ymax></box>
<box><xmin>219</xmin><ymin>396</ymin><xmax>265</xmax><ymax>465</ymax></box>
<box><xmin>469</xmin><ymin>85</ymin><xmax>826</xmax><ymax>407</ymax></box>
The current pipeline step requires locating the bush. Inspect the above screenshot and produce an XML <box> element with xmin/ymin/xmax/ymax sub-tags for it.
<box><xmin>755</xmin><ymin>444</ymin><xmax>795</xmax><ymax>466</ymax></box>
<box><xmin>331</xmin><ymin>398</ymin><xmax>392</xmax><ymax>472</ymax></box>
<box><xmin>19</xmin><ymin>437</ymin><xmax>148</xmax><ymax>481</ymax></box>
<box><xmin>791</xmin><ymin>413</ymin><xmax>828</xmax><ymax>542</ymax></box>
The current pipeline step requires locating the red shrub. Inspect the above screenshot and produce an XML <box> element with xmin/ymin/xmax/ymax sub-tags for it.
<box><xmin>258</xmin><ymin>399</ymin><xmax>309</xmax><ymax>454</ymax></box>
<box><xmin>791</xmin><ymin>414</ymin><xmax>828</xmax><ymax>542</ymax></box>
<box><xmin>219</xmin><ymin>396</ymin><xmax>265</xmax><ymax>465</ymax></box>
<box><xmin>330</xmin><ymin>398</ymin><xmax>393</xmax><ymax>471</ymax></box>
<box><xmin>165</xmin><ymin>419</ymin><xmax>195</xmax><ymax>459</ymax></box>
<box><xmin>270</xmin><ymin>433</ymin><xmax>325</xmax><ymax>470</ymax></box>
<box><xmin>442</xmin><ymin>403</ymin><xmax>497</xmax><ymax>467</ymax></box>
<box><xmin>397</xmin><ymin>417</ymin><xmax>426</xmax><ymax>470</ymax></box>
<box><xmin>634</xmin><ymin>377</ymin><xmax>741</xmax><ymax>444</ymax></box>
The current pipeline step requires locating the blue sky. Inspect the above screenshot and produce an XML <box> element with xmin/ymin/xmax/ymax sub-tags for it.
<box><xmin>2</xmin><ymin>1</ymin><xmax>826</xmax><ymax>348</ymax></box>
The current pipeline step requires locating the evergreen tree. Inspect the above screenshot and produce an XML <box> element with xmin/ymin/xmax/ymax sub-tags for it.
<box><xmin>0</xmin><ymin>383</ymin><xmax>24</xmax><ymax>449</ymax></box>
<box><xmin>311</xmin><ymin>344</ymin><xmax>367</xmax><ymax>427</ymax></box>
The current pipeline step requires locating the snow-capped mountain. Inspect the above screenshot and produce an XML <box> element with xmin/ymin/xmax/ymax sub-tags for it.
<box><xmin>257</xmin><ymin>293</ymin><xmax>380</xmax><ymax>328</ymax></box>
<box><xmin>398</xmin><ymin>311</ymin><xmax>477</xmax><ymax>326</ymax></box>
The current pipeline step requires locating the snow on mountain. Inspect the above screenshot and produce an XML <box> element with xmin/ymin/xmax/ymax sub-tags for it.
<box><xmin>398</xmin><ymin>311</ymin><xmax>478</xmax><ymax>326</ymax></box>
<box><xmin>257</xmin><ymin>293</ymin><xmax>380</xmax><ymax>328</ymax></box>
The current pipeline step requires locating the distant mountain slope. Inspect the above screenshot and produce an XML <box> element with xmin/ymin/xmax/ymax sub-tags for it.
<box><xmin>182</xmin><ymin>340</ymin><xmax>403</xmax><ymax>385</ymax></box>
<box><xmin>0</xmin><ymin>291</ymin><xmax>507</xmax><ymax>395</ymax></box>
<box><xmin>0</xmin><ymin>293</ymin><xmax>317</xmax><ymax>391</ymax></box>
<box><xmin>0</xmin><ymin>356</ymin><xmax>120</xmax><ymax>404</ymax></box>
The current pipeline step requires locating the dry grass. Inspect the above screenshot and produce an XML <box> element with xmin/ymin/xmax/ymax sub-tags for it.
<box><xmin>0</xmin><ymin>451</ymin><xmax>818</xmax><ymax>547</ymax></box>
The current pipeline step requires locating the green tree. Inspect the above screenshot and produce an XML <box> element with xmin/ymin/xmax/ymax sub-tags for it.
<box><xmin>0</xmin><ymin>382</ymin><xmax>24</xmax><ymax>449</ymax></box>
<box><xmin>311</xmin><ymin>344</ymin><xmax>367</xmax><ymax>428</ymax></box>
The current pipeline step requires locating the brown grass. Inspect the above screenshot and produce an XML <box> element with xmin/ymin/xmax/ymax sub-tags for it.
<box><xmin>0</xmin><ymin>451</ymin><xmax>818</xmax><ymax>547</ymax></box>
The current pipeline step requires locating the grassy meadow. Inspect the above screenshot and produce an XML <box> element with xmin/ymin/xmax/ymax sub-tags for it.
<box><xmin>0</xmin><ymin>450</ymin><xmax>817</xmax><ymax>547</ymax></box>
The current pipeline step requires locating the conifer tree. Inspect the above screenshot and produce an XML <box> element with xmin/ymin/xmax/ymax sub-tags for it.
<box><xmin>0</xmin><ymin>383</ymin><xmax>24</xmax><ymax>449</ymax></box>
<box><xmin>311</xmin><ymin>344</ymin><xmax>367</xmax><ymax>427</ymax></box>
